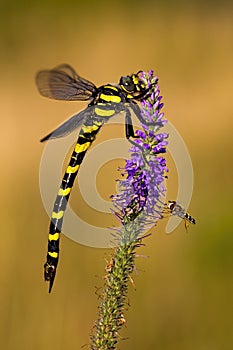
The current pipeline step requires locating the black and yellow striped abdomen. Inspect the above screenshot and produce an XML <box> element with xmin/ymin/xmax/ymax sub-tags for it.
<box><xmin>45</xmin><ymin>86</ymin><xmax>123</xmax><ymax>292</ymax></box>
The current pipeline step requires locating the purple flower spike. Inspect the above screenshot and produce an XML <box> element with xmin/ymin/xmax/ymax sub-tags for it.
<box><xmin>92</xmin><ymin>71</ymin><xmax>171</xmax><ymax>350</ymax></box>
<box><xmin>111</xmin><ymin>70</ymin><xmax>168</xmax><ymax>239</ymax></box>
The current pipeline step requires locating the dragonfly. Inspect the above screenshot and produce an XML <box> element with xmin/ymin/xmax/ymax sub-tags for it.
<box><xmin>36</xmin><ymin>64</ymin><xmax>153</xmax><ymax>292</ymax></box>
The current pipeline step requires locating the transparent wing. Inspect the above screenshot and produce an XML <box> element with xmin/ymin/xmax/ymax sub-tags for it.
<box><xmin>40</xmin><ymin>107</ymin><xmax>93</xmax><ymax>142</ymax></box>
<box><xmin>36</xmin><ymin>64</ymin><xmax>97</xmax><ymax>101</ymax></box>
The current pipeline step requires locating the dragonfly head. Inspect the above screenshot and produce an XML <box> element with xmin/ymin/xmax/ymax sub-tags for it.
<box><xmin>120</xmin><ymin>71</ymin><xmax>154</xmax><ymax>100</ymax></box>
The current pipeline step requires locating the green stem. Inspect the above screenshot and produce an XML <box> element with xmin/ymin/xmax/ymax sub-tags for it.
<box><xmin>90</xmin><ymin>235</ymin><xmax>142</xmax><ymax>350</ymax></box>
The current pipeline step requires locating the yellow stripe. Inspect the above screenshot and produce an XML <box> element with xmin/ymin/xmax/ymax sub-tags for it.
<box><xmin>52</xmin><ymin>211</ymin><xmax>64</xmax><ymax>219</ymax></box>
<box><xmin>95</xmin><ymin>107</ymin><xmax>115</xmax><ymax>117</ymax></box>
<box><xmin>100</xmin><ymin>93</ymin><xmax>121</xmax><ymax>103</ymax></box>
<box><xmin>132</xmin><ymin>75</ymin><xmax>139</xmax><ymax>85</ymax></box>
<box><xmin>48</xmin><ymin>251</ymin><xmax>58</xmax><ymax>258</ymax></box>
<box><xmin>104</xmin><ymin>85</ymin><xmax>118</xmax><ymax>91</ymax></box>
<box><xmin>49</xmin><ymin>232</ymin><xmax>60</xmax><ymax>241</ymax></box>
<box><xmin>120</xmin><ymin>85</ymin><xmax>128</xmax><ymax>92</ymax></box>
<box><xmin>81</xmin><ymin>124</ymin><xmax>99</xmax><ymax>133</ymax></box>
<box><xmin>66</xmin><ymin>164</ymin><xmax>80</xmax><ymax>173</ymax></box>
<box><xmin>58</xmin><ymin>187</ymin><xmax>71</xmax><ymax>196</ymax></box>
<box><xmin>74</xmin><ymin>142</ymin><xmax>90</xmax><ymax>153</ymax></box>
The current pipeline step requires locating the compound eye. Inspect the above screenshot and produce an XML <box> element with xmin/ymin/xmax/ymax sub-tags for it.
<box><xmin>120</xmin><ymin>76</ymin><xmax>135</xmax><ymax>92</ymax></box>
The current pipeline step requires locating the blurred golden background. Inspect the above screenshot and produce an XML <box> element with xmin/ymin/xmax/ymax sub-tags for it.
<box><xmin>1</xmin><ymin>0</ymin><xmax>233</xmax><ymax>349</ymax></box>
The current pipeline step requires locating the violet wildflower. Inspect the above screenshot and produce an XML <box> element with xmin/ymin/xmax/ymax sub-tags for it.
<box><xmin>113</xmin><ymin>70</ymin><xmax>168</xmax><ymax>231</ymax></box>
<box><xmin>90</xmin><ymin>71</ymin><xmax>168</xmax><ymax>349</ymax></box>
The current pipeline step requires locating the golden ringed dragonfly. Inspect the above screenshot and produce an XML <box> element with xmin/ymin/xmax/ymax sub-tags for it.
<box><xmin>36</xmin><ymin>64</ymin><xmax>155</xmax><ymax>292</ymax></box>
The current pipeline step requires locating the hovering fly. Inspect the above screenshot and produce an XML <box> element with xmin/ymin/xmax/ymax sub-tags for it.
<box><xmin>163</xmin><ymin>200</ymin><xmax>196</xmax><ymax>230</ymax></box>
<box><xmin>36</xmin><ymin>64</ymin><xmax>154</xmax><ymax>292</ymax></box>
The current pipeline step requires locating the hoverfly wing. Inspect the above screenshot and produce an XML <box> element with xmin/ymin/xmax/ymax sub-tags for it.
<box><xmin>36</xmin><ymin>64</ymin><xmax>97</xmax><ymax>101</ymax></box>
<box><xmin>40</xmin><ymin>107</ymin><xmax>93</xmax><ymax>142</ymax></box>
